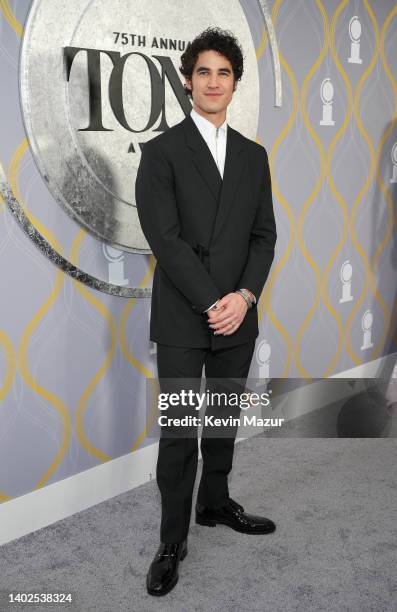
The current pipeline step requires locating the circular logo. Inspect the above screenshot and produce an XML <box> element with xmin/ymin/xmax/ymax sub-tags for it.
<box><xmin>20</xmin><ymin>0</ymin><xmax>260</xmax><ymax>253</ymax></box>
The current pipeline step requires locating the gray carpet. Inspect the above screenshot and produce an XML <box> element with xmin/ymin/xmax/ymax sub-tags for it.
<box><xmin>0</xmin><ymin>438</ymin><xmax>396</xmax><ymax>611</ymax></box>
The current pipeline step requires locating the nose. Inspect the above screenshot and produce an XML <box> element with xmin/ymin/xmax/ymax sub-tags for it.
<box><xmin>208</xmin><ymin>73</ymin><xmax>219</xmax><ymax>88</ymax></box>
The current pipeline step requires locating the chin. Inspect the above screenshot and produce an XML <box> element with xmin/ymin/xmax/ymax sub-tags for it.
<box><xmin>203</xmin><ymin>102</ymin><xmax>222</xmax><ymax>110</ymax></box>
<box><xmin>198</xmin><ymin>105</ymin><xmax>215</xmax><ymax>113</ymax></box>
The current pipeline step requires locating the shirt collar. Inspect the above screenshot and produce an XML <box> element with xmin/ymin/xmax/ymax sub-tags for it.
<box><xmin>190</xmin><ymin>108</ymin><xmax>227</xmax><ymax>138</ymax></box>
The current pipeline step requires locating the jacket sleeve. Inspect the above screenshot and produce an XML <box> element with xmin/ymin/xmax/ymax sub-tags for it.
<box><xmin>135</xmin><ymin>140</ymin><xmax>221</xmax><ymax>313</ymax></box>
<box><xmin>236</xmin><ymin>148</ymin><xmax>277</xmax><ymax>303</ymax></box>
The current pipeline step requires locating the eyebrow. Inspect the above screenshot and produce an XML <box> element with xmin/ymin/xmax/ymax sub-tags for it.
<box><xmin>195</xmin><ymin>65</ymin><xmax>232</xmax><ymax>73</ymax></box>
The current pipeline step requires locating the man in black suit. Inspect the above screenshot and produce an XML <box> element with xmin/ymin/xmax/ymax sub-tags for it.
<box><xmin>135</xmin><ymin>27</ymin><xmax>277</xmax><ymax>596</ymax></box>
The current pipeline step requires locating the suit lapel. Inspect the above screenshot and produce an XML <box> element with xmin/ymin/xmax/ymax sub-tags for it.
<box><xmin>211</xmin><ymin>122</ymin><xmax>246</xmax><ymax>245</ymax></box>
<box><xmin>183</xmin><ymin>114</ymin><xmax>246</xmax><ymax>245</ymax></box>
<box><xmin>183</xmin><ymin>113</ymin><xmax>223</xmax><ymax>201</ymax></box>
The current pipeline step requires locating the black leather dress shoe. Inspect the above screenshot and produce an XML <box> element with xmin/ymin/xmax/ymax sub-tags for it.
<box><xmin>146</xmin><ymin>540</ymin><xmax>187</xmax><ymax>596</ymax></box>
<box><xmin>196</xmin><ymin>497</ymin><xmax>276</xmax><ymax>534</ymax></box>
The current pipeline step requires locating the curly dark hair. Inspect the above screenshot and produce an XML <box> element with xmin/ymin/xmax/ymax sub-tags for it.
<box><xmin>179</xmin><ymin>27</ymin><xmax>244</xmax><ymax>97</ymax></box>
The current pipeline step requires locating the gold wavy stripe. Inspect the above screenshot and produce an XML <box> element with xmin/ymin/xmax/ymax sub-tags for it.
<box><xmin>10</xmin><ymin>141</ymin><xmax>72</xmax><ymax>489</ymax></box>
<box><xmin>130</xmin><ymin>378</ymin><xmax>161</xmax><ymax>453</ymax></box>
<box><xmin>345</xmin><ymin>1</ymin><xmax>389</xmax><ymax>365</ymax></box>
<box><xmin>257</xmin><ymin>134</ymin><xmax>296</xmax><ymax>377</ymax></box>
<box><xmin>18</xmin><ymin>269</ymin><xmax>72</xmax><ymax>488</ymax></box>
<box><xmin>0</xmin><ymin>329</ymin><xmax>16</xmax><ymax>401</ymax></box>
<box><xmin>71</xmin><ymin>229</ymin><xmax>117</xmax><ymax>463</ymax></box>
<box><xmin>352</xmin><ymin>2</ymin><xmax>389</xmax><ymax>355</ymax></box>
<box><xmin>380</xmin><ymin>4</ymin><xmax>397</xmax><ymax>155</ymax></box>
<box><xmin>376</xmin><ymin>4</ymin><xmax>397</xmax><ymax>351</ymax></box>
<box><xmin>380</xmin><ymin>4</ymin><xmax>397</xmax><ymax>354</ymax></box>
<box><xmin>255</xmin><ymin>0</ymin><xmax>294</xmax><ymax>377</ymax></box>
<box><xmin>0</xmin><ymin>0</ymin><xmax>23</xmax><ymax>38</ymax></box>
<box><xmin>0</xmin><ymin>329</ymin><xmax>14</xmax><ymax>502</ymax></box>
<box><xmin>315</xmin><ymin>0</ymin><xmax>352</xmax><ymax>377</ymax></box>
<box><xmin>0</xmin><ymin>156</ymin><xmax>17</xmax><ymax>400</ymax></box>
<box><xmin>294</xmin><ymin>0</ymin><xmax>329</xmax><ymax>379</ymax></box>
<box><xmin>119</xmin><ymin>254</ymin><xmax>156</xmax><ymax>381</ymax></box>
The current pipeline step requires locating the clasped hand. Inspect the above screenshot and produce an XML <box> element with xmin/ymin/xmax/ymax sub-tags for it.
<box><xmin>206</xmin><ymin>292</ymin><xmax>248</xmax><ymax>335</ymax></box>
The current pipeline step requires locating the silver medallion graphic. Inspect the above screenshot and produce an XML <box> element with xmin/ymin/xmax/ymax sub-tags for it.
<box><xmin>0</xmin><ymin>0</ymin><xmax>280</xmax><ymax>295</ymax></box>
<box><xmin>19</xmin><ymin>0</ymin><xmax>260</xmax><ymax>254</ymax></box>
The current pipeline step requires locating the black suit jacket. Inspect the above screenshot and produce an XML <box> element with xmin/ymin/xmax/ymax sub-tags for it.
<box><xmin>135</xmin><ymin>113</ymin><xmax>277</xmax><ymax>349</ymax></box>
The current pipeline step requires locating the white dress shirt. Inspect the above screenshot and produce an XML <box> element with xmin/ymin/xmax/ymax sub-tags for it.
<box><xmin>190</xmin><ymin>108</ymin><xmax>227</xmax><ymax>178</ymax></box>
<box><xmin>189</xmin><ymin>109</ymin><xmax>256</xmax><ymax>313</ymax></box>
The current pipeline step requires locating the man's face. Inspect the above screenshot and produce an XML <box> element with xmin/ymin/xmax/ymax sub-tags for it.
<box><xmin>185</xmin><ymin>50</ymin><xmax>236</xmax><ymax>114</ymax></box>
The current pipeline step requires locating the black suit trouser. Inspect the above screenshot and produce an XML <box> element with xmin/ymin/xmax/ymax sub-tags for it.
<box><xmin>156</xmin><ymin>339</ymin><xmax>256</xmax><ymax>543</ymax></box>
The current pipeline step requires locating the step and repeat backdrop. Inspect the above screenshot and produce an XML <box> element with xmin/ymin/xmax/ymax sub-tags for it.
<box><xmin>0</xmin><ymin>0</ymin><xmax>396</xmax><ymax>502</ymax></box>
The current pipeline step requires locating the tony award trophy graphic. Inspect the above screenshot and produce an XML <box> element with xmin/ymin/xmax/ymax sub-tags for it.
<box><xmin>319</xmin><ymin>78</ymin><xmax>335</xmax><ymax>127</ymax></box>
<box><xmin>255</xmin><ymin>339</ymin><xmax>271</xmax><ymax>397</ymax></box>
<box><xmin>347</xmin><ymin>16</ymin><xmax>363</xmax><ymax>65</ymax></box>
<box><xmin>339</xmin><ymin>260</ymin><xmax>353</xmax><ymax>304</ymax></box>
<box><xmin>102</xmin><ymin>245</ymin><xmax>129</xmax><ymax>286</ymax></box>
<box><xmin>360</xmin><ymin>310</ymin><xmax>374</xmax><ymax>351</ymax></box>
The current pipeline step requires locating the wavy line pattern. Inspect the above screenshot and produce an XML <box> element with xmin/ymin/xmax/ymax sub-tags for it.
<box><xmin>256</xmin><ymin>0</ymin><xmax>295</xmax><ymax>377</ymax></box>
<box><xmin>345</xmin><ymin>1</ymin><xmax>391</xmax><ymax>365</ymax></box>
<box><xmin>295</xmin><ymin>0</ymin><xmax>330</xmax><ymax>380</ymax></box>
<box><xmin>10</xmin><ymin>141</ymin><xmax>73</xmax><ymax>490</ymax></box>
<box><xmin>380</xmin><ymin>4</ymin><xmax>397</xmax><ymax>351</ymax></box>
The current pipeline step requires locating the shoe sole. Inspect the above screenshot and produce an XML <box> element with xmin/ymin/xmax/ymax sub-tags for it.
<box><xmin>195</xmin><ymin>515</ymin><xmax>275</xmax><ymax>535</ymax></box>
<box><xmin>146</xmin><ymin>547</ymin><xmax>188</xmax><ymax>597</ymax></box>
